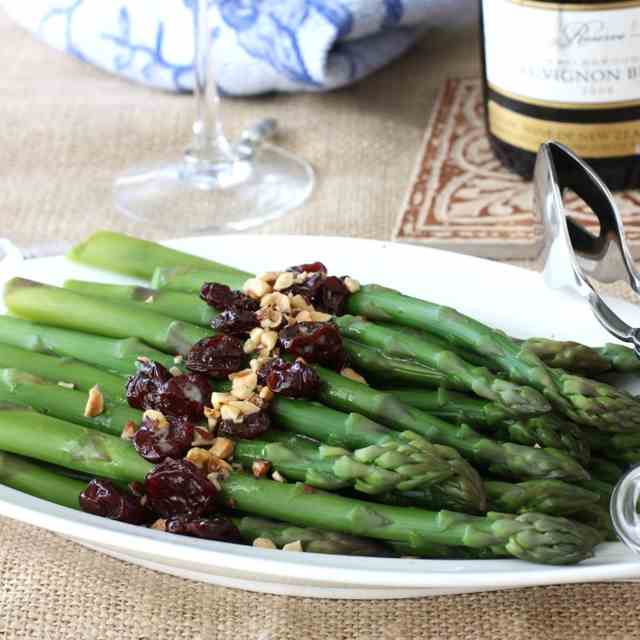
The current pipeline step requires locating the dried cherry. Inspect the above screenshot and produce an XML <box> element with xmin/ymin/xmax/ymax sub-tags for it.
<box><xmin>200</xmin><ymin>282</ymin><xmax>258</xmax><ymax>312</ymax></box>
<box><xmin>211</xmin><ymin>308</ymin><xmax>259</xmax><ymax>336</ymax></box>
<box><xmin>165</xmin><ymin>515</ymin><xmax>243</xmax><ymax>543</ymax></box>
<box><xmin>318</xmin><ymin>276</ymin><xmax>350</xmax><ymax>316</ymax></box>
<box><xmin>288</xmin><ymin>261</ymin><xmax>327</xmax><ymax>275</ymax></box>
<box><xmin>144</xmin><ymin>458</ymin><xmax>217</xmax><ymax>518</ymax></box>
<box><xmin>218</xmin><ymin>411</ymin><xmax>271</xmax><ymax>439</ymax></box>
<box><xmin>257</xmin><ymin>357</ymin><xmax>320</xmax><ymax>398</ymax></box>
<box><xmin>133</xmin><ymin>414</ymin><xmax>194</xmax><ymax>463</ymax></box>
<box><xmin>80</xmin><ymin>479</ymin><xmax>152</xmax><ymax>525</ymax></box>
<box><xmin>186</xmin><ymin>335</ymin><xmax>244</xmax><ymax>378</ymax></box>
<box><xmin>278</xmin><ymin>322</ymin><xmax>345</xmax><ymax>370</ymax></box>
<box><xmin>126</xmin><ymin>361</ymin><xmax>211</xmax><ymax>422</ymax></box>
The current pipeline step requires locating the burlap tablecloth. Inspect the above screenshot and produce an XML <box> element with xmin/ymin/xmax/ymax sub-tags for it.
<box><xmin>2</xmin><ymin>6</ymin><xmax>640</xmax><ymax>639</ymax></box>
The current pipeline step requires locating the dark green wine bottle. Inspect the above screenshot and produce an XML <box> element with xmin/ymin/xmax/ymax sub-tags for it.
<box><xmin>479</xmin><ymin>0</ymin><xmax>640</xmax><ymax>190</ymax></box>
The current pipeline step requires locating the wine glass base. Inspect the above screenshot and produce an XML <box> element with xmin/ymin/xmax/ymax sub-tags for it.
<box><xmin>114</xmin><ymin>144</ymin><xmax>314</xmax><ymax>234</ymax></box>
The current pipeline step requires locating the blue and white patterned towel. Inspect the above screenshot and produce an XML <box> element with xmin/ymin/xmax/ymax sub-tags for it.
<box><xmin>1</xmin><ymin>0</ymin><xmax>444</xmax><ymax>95</ymax></box>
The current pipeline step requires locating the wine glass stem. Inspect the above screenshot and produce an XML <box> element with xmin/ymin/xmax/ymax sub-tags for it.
<box><xmin>188</xmin><ymin>0</ymin><xmax>233</xmax><ymax>164</ymax></box>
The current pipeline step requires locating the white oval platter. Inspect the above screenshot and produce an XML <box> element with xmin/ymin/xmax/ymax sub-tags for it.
<box><xmin>1</xmin><ymin>234</ymin><xmax>640</xmax><ymax>599</ymax></box>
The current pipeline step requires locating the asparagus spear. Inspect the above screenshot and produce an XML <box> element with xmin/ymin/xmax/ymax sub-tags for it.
<box><xmin>67</xmin><ymin>231</ymin><xmax>248</xmax><ymax>280</ymax></box>
<box><xmin>382</xmin><ymin>478</ymin><xmax>599</xmax><ymax>517</ymax></box>
<box><xmin>584</xmin><ymin>429</ymin><xmax>640</xmax><ymax>466</ymax></box>
<box><xmin>0</xmin><ymin>406</ymin><xmax>601</xmax><ymax>563</ymax></box>
<box><xmin>335</xmin><ymin>315</ymin><xmax>549</xmax><ymax>415</ymax></box>
<box><xmin>313</xmin><ymin>366</ymin><xmax>589</xmax><ymax>481</ymax></box>
<box><xmin>231</xmin><ymin>515</ymin><xmax>393</xmax><ymax>556</ymax></box>
<box><xmin>64</xmin><ymin>280</ymin><xmax>218</xmax><ymax>327</ymax></box>
<box><xmin>0</xmin><ymin>341</ymin><xmax>127</xmax><ymax>400</ymax></box>
<box><xmin>0</xmin><ymin>407</ymin><xmax>152</xmax><ymax>483</ymax></box>
<box><xmin>597</xmin><ymin>343</ymin><xmax>640</xmax><ymax>374</ymax></box>
<box><xmin>235</xmin><ymin>431</ymin><xmax>471</xmax><ymax>495</ymax></box>
<box><xmin>0</xmin><ymin>369</ymin><xmax>139</xmax><ymax>436</ymax></box>
<box><xmin>520</xmin><ymin>338</ymin><xmax>612</xmax><ymax>376</ymax></box>
<box><xmin>4</xmin><ymin>279</ymin><xmax>209</xmax><ymax>355</ymax></box>
<box><xmin>0</xmin><ymin>316</ymin><xmax>177</xmax><ymax>376</ymax></box>
<box><xmin>391</xmin><ymin>388</ymin><xmax>590</xmax><ymax>465</ymax></box>
<box><xmin>64</xmin><ymin>280</ymin><xmax>466</xmax><ymax>391</ymax></box>
<box><xmin>0</xmin><ymin>450</ymin><xmax>84</xmax><ymax>510</ymax></box>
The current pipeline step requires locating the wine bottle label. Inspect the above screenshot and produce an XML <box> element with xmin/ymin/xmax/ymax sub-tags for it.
<box><xmin>482</xmin><ymin>0</ymin><xmax>640</xmax><ymax>107</ymax></box>
<box><xmin>488</xmin><ymin>101</ymin><xmax>640</xmax><ymax>157</ymax></box>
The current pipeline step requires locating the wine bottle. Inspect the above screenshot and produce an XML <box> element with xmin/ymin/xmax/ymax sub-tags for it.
<box><xmin>479</xmin><ymin>0</ymin><xmax>640</xmax><ymax>190</ymax></box>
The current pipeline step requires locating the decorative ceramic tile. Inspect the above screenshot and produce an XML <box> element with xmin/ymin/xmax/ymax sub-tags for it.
<box><xmin>393</xmin><ymin>77</ymin><xmax>640</xmax><ymax>259</ymax></box>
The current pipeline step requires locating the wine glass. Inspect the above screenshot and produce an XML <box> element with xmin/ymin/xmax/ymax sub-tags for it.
<box><xmin>113</xmin><ymin>0</ymin><xmax>314</xmax><ymax>234</ymax></box>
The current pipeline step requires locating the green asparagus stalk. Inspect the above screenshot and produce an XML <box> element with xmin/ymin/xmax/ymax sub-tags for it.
<box><xmin>589</xmin><ymin>457</ymin><xmax>625</xmax><ymax>486</ymax></box>
<box><xmin>0</xmin><ymin>450</ymin><xmax>84</xmax><ymax>510</ymax></box>
<box><xmin>153</xmin><ymin>267</ymin><xmax>247</xmax><ymax>292</ymax></box>
<box><xmin>63</xmin><ymin>280</ymin><xmax>466</xmax><ymax>391</ymax></box>
<box><xmin>0</xmin><ymin>369</ymin><xmax>139</xmax><ymax>436</ymax></box>
<box><xmin>0</xmin><ymin>407</ymin><xmax>152</xmax><ymax>483</ymax></box>
<box><xmin>382</xmin><ymin>478</ymin><xmax>600</xmax><ymax>517</ymax></box>
<box><xmin>64</xmin><ymin>280</ymin><xmax>219</xmax><ymax>327</ymax></box>
<box><xmin>345</xmin><ymin>285</ymin><xmax>640</xmax><ymax>431</ymax></box>
<box><xmin>0</xmin><ymin>341</ymin><xmax>128</xmax><ymax>400</ymax></box>
<box><xmin>0</xmin><ymin>406</ymin><xmax>601</xmax><ymax>563</ymax></box>
<box><xmin>335</xmin><ymin>315</ymin><xmax>549</xmax><ymax>415</ymax></box>
<box><xmin>231</xmin><ymin>515</ymin><xmax>393</xmax><ymax>556</ymax></box>
<box><xmin>520</xmin><ymin>338</ymin><xmax>612</xmax><ymax>376</ymax></box>
<box><xmin>390</xmin><ymin>388</ymin><xmax>590</xmax><ymax>465</ymax></box>
<box><xmin>4</xmin><ymin>279</ymin><xmax>209</xmax><ymax>355</ymax></box>
<box><xmin>0</xmin><ymin>316</ymin><xmax>177</xmax><ymax>376</ymax></box>
<box><xmin>67</xmin><ymin>231</ymin><xmax>249</xmax><ymax>280</ymax></box>
<box><xmin>313</xmin><ymin>366</ymin><xmax>589</xmax><ymax>481</ymax></box>
<box><xmin>235</xmin><ymin>431</ymin><xmax>470</xmax><ymax>495</ymax></box>
<box><xmin>584</xmin><ymin>430</ymin><xmax>640</xmax><ymax>466</ymax></box>
<box><xmin>597</xmin><ymin>343</ymin><xmax>640</xmax><ymax>373</ymax></box>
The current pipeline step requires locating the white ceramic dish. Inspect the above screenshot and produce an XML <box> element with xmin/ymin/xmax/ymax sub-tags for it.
<box><xmin>1</xmin><ymin>234</ymin><xmax>640</xmax><ymax>599</ymax></box>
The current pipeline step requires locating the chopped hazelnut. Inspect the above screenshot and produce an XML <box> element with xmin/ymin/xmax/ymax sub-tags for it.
<box><xmin>273</xmin><ymin>271</ymin><xmax>295</xmax><ymax>291</ymax></box>
<box><xmin>185</xmin><ymin>447</ymin><xmax>212</xmax><ymax>470</ymax></box>
<box><xmin>211</xmin><ymin>392</ymin><xmax>233</xmax><ymax>409</ymax></box>
<box><xmin>290</xmin><ymin>294</ymin><xmax>311</xmax><ymax>310</ymax></box>
<box><xmin>57</xmin><ymin>381</ymin><xmax>75</xmax><ymax>389</ymax></box>
<box><xmin>121</xmin><ymin>420</ymin><xmax>138</xmax><ymax>440</ymax></box>
<box><xmin>229</xmin><ymin>400</ymin><xmax>261</xmax><ymax>416</ymax></box>
<box><xmin>144</xmin><ymin>295</ymin><xmax>155</xmax><ymax>304</ymax></box>
<box><xmin>343</xmin><ymin>277</ymin><xmax>361</xmax><ymax>294</ymax></box>
<box><xmin>206</xmin><ymin>473</ymin><xmax>222</xmax><ymax>491</ymax></box>
<box><xmin>208</xmin><ymin>455</ymin><xmax>232</xmax><ymax>477</ymax></box>
<box><xmin>295</xmin><ymin>310</ymin><xmax>312</xmax><ymax>323</ymax></box>
<box><xmin>136</xmin><ymin>356</ymin><xmax>150</xmax><ymax>364</ymax></box>
<box><xmin>282</xmin><ymin>540</ymin><xmax>303</xmax><ymax>552</ymax></box>
<box><xmin>257</xmin><ymin>272</ymin><xmax>279</xmax><ymax>284</ymax></box>
<box><xmin>253</xmin><ymin>537</ymin><xmax>277</xmax><ymax>549</ymax></box>
<box><xmin>210</xmin><ymin>437</ymin><xmax>235</xmax><ymax>460</ymax></box>
<box><xmin>258</xmin><ymin>307</ymin><xmax>283</xmax><ymax>330</ymax></box>
<box><xmin>173</xmin><ymin>355</ymin><xmax>184</xmax><ymax>364</ymax></box>
<box><xmin>243</xmin><ymin>339</ymin><xmax>258</xmax><ymax>354</ymax></box>
<box><xmin>252</xmin><ymin>459</ymin><xmax>271</xmax><ymax>478</ymax></box>
<box><xmin>272</xmin><ymin>470</ymin><xmax>286</xmax><ymax>483</ymax></box>
<box><xmin>310</xmin><ymin>311</ymin><xmax>332</xmax><ymax>322</ymax></box>
<box><xmin>220</xmin><ymin>404</ymin><xmax>242</xmax><ymax>422</ymax></box>
<box><xmin>169</xmin><ymin>366</ymin><xmax>182</xmax><ymax>377</ymax></box>
<box><xmin>231</xmin><ymin>371</ymin><xmax>258</xmax><ymax>400</ymax></box>
<box><xmin>260</xmin><ymin>291</ymin><xmax>291</xmax><ymax>313</ymax></box>
<box><xmin>84</xmin><ymin>385</ymin><xmax>104</xmax><ymax>418</ymax></box>
<box><xmin>150</xmin><ymin>519</ymin><xmax>167</xmax><ymax>531</ymax></box>
<box><xmin>340</xmin><ymin>368</ymin><xmax>367</xmax><ymax>385</ymax></box>
<box><xmin>142</xmin><ymin>409</ymin><xmax>169</xmax><ymax>429</ymax></box>
<box><xmin>192</xmin><ymin>426</ymin><xmax>216</xmax><ymax>447</ymax></box>
<box><xmin>204</xmin><ymin>406</ymin><xmax>220</xmax><ymax>429</ymax></box>
<box><xmin>259</xmin><ymin>386</ymin><xmax>274</xmax><ymax>402</ymax></box>
<box><xmin>260</xmin><ymin>330</ymin><xmax>278</xmax><ymax>353</ymax></box>
<box><xmin>243</xmin><ymin>277</ymin><xmax>272</xmax><ymax>299</ymax></box>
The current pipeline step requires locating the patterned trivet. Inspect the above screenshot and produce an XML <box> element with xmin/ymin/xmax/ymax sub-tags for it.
<box><xmin>393</xmin><ymin>77</ymin><xmax>640</xmax><ymax>259</ymax></box>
